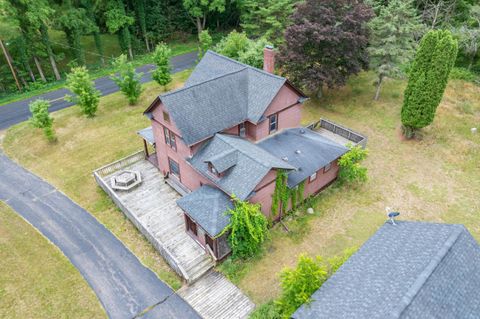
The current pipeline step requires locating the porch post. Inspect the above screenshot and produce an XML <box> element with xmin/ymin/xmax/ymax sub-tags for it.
<box><xmin>143</xmin><ymin>139</ymin><xmax>149</xmax><ymax>159</ymax></box>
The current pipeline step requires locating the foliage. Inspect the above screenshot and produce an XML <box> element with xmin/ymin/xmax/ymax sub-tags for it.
<box><xmin>327</xmin><ymin>247</ymin><xmax>357</xmax><ymax>275</ymax></box>
<box><xmin>152</xmin><ymin>43</ymin><xmax>172</xmax><ymax>88</ymax></box>
<box><xmin>239</xmin><ymin>0</ymin><xmax>297</xmax><ymax>44</ymax></box>
<box><xmin>214</xmin><ymin>30</ymin><xmax>271</xmax><ymax>68</ymax></box>
<box><xmin>449</xmin><ymin>67</ymin><xmax>478</xmax><ymax>82</ymax></box>
<box><xmin>454</xmin><ymin>6</ymin><xmax>480</xmax><ymax>70</ymax></box>
<box><xmin>249</xmin><ymin>300</ymin><xmax>282</xmax><ymax>319</ymax></box>
<box><xmin>29</xmin><ymin>99</ymin><xmax>56</xmax><ymax>142</ymax></box>
<box><xmin>368</xmin><ymin>0</ymin><xmax>423</xmax><ymax>100</ymax></box>
<box><xmin>401</xmin><ymin>30</ymin><xmax>458</xmax><ymax>138</ymax></box>
<box><xmin>338</xmin><ymin>144</ymin><xmax>368</xmax><ymax>184</ymax></box>
<box><xmin>111</xmin><ymin>54</ymin><xmax>143</xmax><ymax>105</ymax></box>
<box><xmin>271</xmin><ymin>169</ymin><xmax>289</xmax><ymax>218</ymax></box>
<box><xmin>198</xmin><ymin>29</ymin><xmax>213</xmax><ymax>59</ymax></box>
<box><xmin>183</xmin><ymin>0</ymin><xmax>226</xmax><ymax>33</ymax></box>
<box><xmin>65</xmin><ymin>66</ymin><xmax>100</xmax><ymax>118</ymax></box>
<box><xmin>221</xmin><ymin>195</ymin><xmax>269</xmax><ymax>259</ymax></box>
<box><xmin>279</xmin><ymin>0</ymin><xmax>374</xmax><ymax>97</ymax></box>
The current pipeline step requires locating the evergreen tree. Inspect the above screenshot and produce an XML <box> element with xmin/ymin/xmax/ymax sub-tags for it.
<box><xmin>65</xmin><ymin>66</ymin><xmax>100</xmax><ymax>117</ymax></box>
<box><xmin>368</xmin><ymin>0</ymin><xmax>423</xmax><ymax>100</ymax></box>
<box><xmin>152</xmin><ymin>43</ymin><xmax>172</xmax><ymax>89</ymax></box>
<box><xmin>29</xmin><ymin>99</ymin><xmax>56</xmax><ymax>142</ymax></box>
<box><xmin>111</xmin><ymin>54</ymin><xmax>143</xmax><ymax>105</ymax></box>
<box><xmin>401</xmin><ymin>30</ymin><xmax>458</xmax><ymax>138</ymax></box>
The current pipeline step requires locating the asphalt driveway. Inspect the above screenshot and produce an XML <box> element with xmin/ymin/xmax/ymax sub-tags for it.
<box><xmin>0</xmin><ymin>151</ymin><xmax>200</xmax><ymax>319</ymax></box>
<box><xmin>0</xmin><ymin>51</ymin><xmax>197</xmax><ymax>130</ymax></box>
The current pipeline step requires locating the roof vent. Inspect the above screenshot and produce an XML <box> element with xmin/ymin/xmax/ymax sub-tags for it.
<box><xmin>282</xmin><ymin>156</ymin><xmax>289</xmax><ymax>162</ymax></box>
<box><xmin>299</xmin><ymin>129</ymin><xmax>306</xmax><ymax>134</ymax></box>
<box><xmin>295</xmin><ymin>150</ymin><xmax>301</xmax><ymax>154</ymax></box>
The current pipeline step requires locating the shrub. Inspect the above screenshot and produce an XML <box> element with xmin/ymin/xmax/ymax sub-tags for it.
<box><xmin>221</xmin><ymin>196</ymin><xmax>269</xmax><ymax>259</ymax></box>
<box><xmin>29</xmin><ymin>99</ymin><xmax>56</xmax><ymax>143</ymax></box>
<box><xmin>449</xmin><ymin>67</ymin><xmax>478</xmax><ymax>82</ymax></box>
<box><xmin>111</xmin><ymin>54</ymin><xmax>143</xmax><ymax>105</ymax></box>
<box><xmin>152</xmin><ymin>43</ymin><xmax>172</xmax><ymax>89</ymax></box>
<box><xmin>65</xmin><ymin>66</ymin><xmax>100</xmax><ymax>118</ymax></box>
<box><xmin>249</xmin><ymin>300</ymin><xmax>282</xmax><ymax>319</ymax></box>
<box><xmin>338</xmin><ymin>144</ymin><xmax>368</xmax><ymax>184</ymax></box>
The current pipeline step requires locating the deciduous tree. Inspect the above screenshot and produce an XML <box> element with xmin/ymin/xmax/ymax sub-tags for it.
<box><xmin>198</xmin><ymin>29</ymin><xmax>212</xmax><ymax>59</ymax></box>
<box><xmin>29</xmin><ymin>99</ymin><xmax>56</xmax><ymax>142</ymax></box>
<box><xmin>65</xmin><ymin>66</ymin><xmax>100</xmax><ymax>117</ymax></box>
<box><xmin>111</xmin><ymin>54</ymin><xmax>143</xmax><ymax>105</ymax></box>
<box><xmin>183</xmin><ymin>0</ymin><xmax>226</xmax><ymax>34</ymax></box>
<box><xmin>401</xmin><ymin>30</ymin><xmax>458</xmax><ymax>138</ymax></box>
<box><xmin>279</xmin><ymin>0</ymin><xmax>374</xmax><ymax>98</ymax></box>
<box><xmin>152</xmin><ymin>43</ymin><xmax>172</xmax><ymax>89</ymax></box>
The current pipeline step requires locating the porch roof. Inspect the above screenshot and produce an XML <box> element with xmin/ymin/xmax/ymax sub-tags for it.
<box><xmin>177</xmin><ymin>185</ymin><xmax>233</xmax><ymax>237</ymax></box>
<box><xmin>137</xmin><ymin>126</ymin><xmax>155</xmax><ymax>145</ymax></box>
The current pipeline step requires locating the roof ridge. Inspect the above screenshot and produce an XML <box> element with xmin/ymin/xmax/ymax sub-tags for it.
<box><xmin>160</xmin><ymin>66</ymin><xmax>248</xmax><ymax>98</ymax></box>
<box><xmin>389</xmin><ymin>225</ymin><xmax>465</xmax><ymax>318</ymax></box>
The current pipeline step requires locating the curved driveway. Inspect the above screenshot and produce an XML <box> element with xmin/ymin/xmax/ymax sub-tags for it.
<box><xmin>0</xmin><ymin>51</ymin><xmax>197</xmax><ymax>130</ymax></box>
<box><xmin>0</xmin><ymin>152</ymin><xmax>200</xmax><ymax>319</ymax></box>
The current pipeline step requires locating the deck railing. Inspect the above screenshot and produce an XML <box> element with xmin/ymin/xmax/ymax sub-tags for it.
<box><xmin>306</xmin><ymin>118</ymin><xmax>368</xmax><ymax>148</ymax></box>
<box><xmin>93</xmin><ymin>151</ymin><xmax>191</xmax><ymax>283</ymax></box>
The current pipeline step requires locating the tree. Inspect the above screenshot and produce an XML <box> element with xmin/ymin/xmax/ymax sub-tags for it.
<box><xmin>239</xmin><ymin>0</ymin><xmax>297</xmax><ymax>44</ymax></box>
<box><xmin>220</xmin><ymin>196</ymin><xmax>269</xmax><ymax>259</ymax></box>
<box><xmin>198</xmin><ymin>29</ymin><xmax>213</xmax><ymax>60</ymax></box>
<box><xmin>111</xmin><ymin>54</ymin><xmax>143</xmax><ymax>105</ymax></box>
<box><xmin>134</xmin><ymin>0</ymin><xmax>150</xmax><ymax>52</ymax></box>
<box><xmin>338</xmin><ymin>144</ymin><xmax>368</xmax><ymax>184</ymax></box>
<box><xmin>152</xmin><ymin>43</ymin><xmax>172</xmax><ymax>89</ymax></box>
<box><xmin>183</xmin><ymin>0</ymin><xmax>226</xmax><ymax>34</ymax></box>
<box><xmin>455</xmin><ymin>5</ymin><xmax>480</xmax><ymax>70</ymax></box>
<box><xmin>401</xmin><ymin>30</ymin><xmax>458</xmax><ymax>138</ymax></box>
<box><xmin>105</xmin><ymin>0</ymin><xmax>135</xmax><ymax>59</ymax></box>
<box><xmin>368</xmin><ymin>0</ymin><xmax>423</xmax><ymax>100</ymax></box>
<box><xmin>29</xmin><ymin>99</ymin><xmax>56</xmax><ymax>142</ymax></box>
<box><xmin>65</xmin><ymin>66</ymin><xmax>100</xmax><ymax>117</ymax></box>
<box><xmin>279</xmin><ymin>0</ymin><xmax>374</xmax><ymax>98</ymax></box>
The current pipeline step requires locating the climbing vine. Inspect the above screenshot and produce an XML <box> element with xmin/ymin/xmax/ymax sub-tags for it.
<box><xmin>272</xmin><ymin>169</ymin><xmax>289</xmax><ymax>218</ymax></box>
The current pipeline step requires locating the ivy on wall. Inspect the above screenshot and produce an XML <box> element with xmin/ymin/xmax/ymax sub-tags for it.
<box><xmin>271</xmin><ymin>171</ymin><xmax>307</xmax><ymax>218</ymax></box>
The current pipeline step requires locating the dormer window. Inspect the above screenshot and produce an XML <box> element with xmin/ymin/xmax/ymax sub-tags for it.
<box><xmin>269</xmin><ymin>114</ymin><xmax>278</xmax><ymax>134</ymax></box>
<box><xmin>239</xmin><ymin>122</ymin><xmax>246</xmax><ymax>137</ymax></box>
<box><xmin>163</xmin><ymin>111</ymin><xmax>170</xmax><ymax>122</ymax></box>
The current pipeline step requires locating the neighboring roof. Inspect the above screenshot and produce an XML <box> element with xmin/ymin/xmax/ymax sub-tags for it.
<box><xmin>293</xmin><ymin>221</ymin><xmax>480</xmax><ymax>319</ymax></box>
<box><xmin>176</xmin><ymin>185</ymin><xmax>232</xmax><ymax>237</ymax></box>
<box><xmin>189</xmin><ymin>133</ymin><xmax>294</xmax><ymax>200</ymax></box>
<box><xmin>258</xmin><ymin>128</ymin><xmax>349</xmax><ymax>188</ymax></box>
<box><xmin>146</xmin><ymin>51</ymin><xmax>306</xmax><ymax>146</ymax></box>
<box><xmin>137</xmin><ymin>126</ymin><xmax>155</xmax><ymax>145</ymax></box>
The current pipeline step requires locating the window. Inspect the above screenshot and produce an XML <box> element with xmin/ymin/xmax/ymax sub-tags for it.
<box><xmin>168</xmin><ymin>158</ymin><xmax>180</xmax><ymax>178</ymax></box>
<box><xmin>164</xmin><ymin>127</ymin><xmax>177</xmax><ymax>151</ymax></box>
<box><xmin>239</xmin><ymin>122</ymin><xmax>246</xmax><ymax>137</ymax></box>
<box><xmin>324</xmin><ymin>163</ymin><xmax>332</xmax><ymax>173</ymax></box>
<box><xmin>163</xmin><ymin>111</ymin><xmax>170</xmax><ymax>122</ymax></box>
<box><xmin>269</xmin><ymin>114</ymin><xmax>278</xmax><ymax>134</ymax></box>
<box><xmin>309</xmin><ymin>172</ymin><xmax>317</xmax><ymax>182</ymax></box>
<box><xmin>187</xmin><ymin>216</ymin><xmax>197</xmax><ymax>236</ymax></box>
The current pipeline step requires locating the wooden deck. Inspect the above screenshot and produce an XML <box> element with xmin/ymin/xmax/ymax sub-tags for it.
<box><xmin>94</xmin><ymin>153</ymin><xmax>254</xmax><ymax>318</ymax></box>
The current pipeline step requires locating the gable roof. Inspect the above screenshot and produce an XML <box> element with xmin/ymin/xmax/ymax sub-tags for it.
<box><xmin>293</xmin><ymin>221</ymin><xmax>480</xmax><ymax>319</ymax></box>
<box><xmin>176</xmin><ymin>185</ymin><xmax>232</xmax><ymax>237</ymax></box>
<box><xmin>258</xmin><ymin>128</ymin><xmax>349</xmax><ymax>188</ymax></box>
<box><xmin>188</xmin><ymin>133</ymin><xmax>294</xmax><ymax>200</ymax></box>
<box><xmin>145</xmin><ymin>51</ymin><xmax>306</xmax><ymax>146</ymax></box>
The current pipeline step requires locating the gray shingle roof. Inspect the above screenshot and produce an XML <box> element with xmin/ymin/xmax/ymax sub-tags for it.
<box><xmin>292</xmin><ymin>221</ymin><xmax>480</xmax><ymax>319</ymax></box>
<box><xmin>188</xmin><ymin>134</ymin><xmax>294</xmax><ymax>200</ymax></box>
<box><xmin>137</xmin><ymin>126</ymin><xmax>155</xmax><ymax>145</ymax></box>
<box><xmin>176</xmin><ymin>185</ymin><xmax>232</xmax><ymax>237</ymax></box>
<box><xmin>158</xmin><ymin>51</ymin><xmax>288</xmax><ymax>146</ymax></box>
<box><xmin>258</xmin><ymin>128</ymin><xmax>349</xmax><ymax>188</ymax></box>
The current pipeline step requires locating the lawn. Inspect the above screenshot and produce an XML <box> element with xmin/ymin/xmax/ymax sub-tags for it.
<box><xmin>2</xmin><ymin>70</ymin><xmax>192</xmax><ymax>291</ymax></box>
<box><xmin>0</xmin><ymin>201</ymin><xmax>105</xmax><ymax>318</ymax></box>
<box><xmin>3</xmin><ymin>70</ymin><xmax>480</xmax><ymax>307</ymax></box>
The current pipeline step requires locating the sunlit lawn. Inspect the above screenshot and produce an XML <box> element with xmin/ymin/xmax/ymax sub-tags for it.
<box><xmin>0</xmin><ymin>201</ymin><xmax>105</xmax><ymax>318</ymax></box>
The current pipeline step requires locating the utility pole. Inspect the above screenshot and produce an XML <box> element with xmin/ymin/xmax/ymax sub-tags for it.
<box><xmin>0</xmin><ymin>39</ymin><xmax>22</xmax><ymax>91</ymax></box>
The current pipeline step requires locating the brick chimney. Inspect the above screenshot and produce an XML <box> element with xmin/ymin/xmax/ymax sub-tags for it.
<box><xmin>263</xmin><ymin>45</ymin><xmax>275</xmax><ymax>73</ymax></box>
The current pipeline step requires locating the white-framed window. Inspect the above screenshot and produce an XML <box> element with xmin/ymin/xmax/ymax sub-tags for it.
<box><xmin>269</xmin><ymin>114</ymin><xmax>278</xmax><ymax>134</ymax></box>
<box><xmin>309</xmin><ymin>172</ymin><xmax>317</xmax><ymax>182</ymax></box>
<box><xmin>164</xmin><ymin>127</ymin><xmax>177</xmax><ymax>151</ymax></box>
<box><xmin>324</xmin><ymin>163</ymin><xmax>332</xmax><ymax>172</ymax></box>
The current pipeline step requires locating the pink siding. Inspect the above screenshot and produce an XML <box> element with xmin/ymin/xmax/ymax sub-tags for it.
<box><xmin>303</xmin><ymin>160</ymin><xmax>340</xmax><ymax>198</ymax></box>
<box><xmin>250</xmin><ymin>170</ymin><xmax>276</xmax><ymax>219</ymax></box>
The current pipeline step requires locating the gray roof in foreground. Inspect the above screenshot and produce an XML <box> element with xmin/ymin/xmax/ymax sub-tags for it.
<box><xmin>176</xmin><ymin>185</ymin><xmax>232</xmax><ymax>237</ymax></box>
<box><xmin>189</xmin><ymin>134</ymin><xmax>294</xmax><ymax>200</ymax></box>
<box><xmin>258</xmin><ymin>128</ymin><xmax>349</xmax><ymax>188</ymax></box>
<box><xmin>292</xmin><ymin>221</ymin><xmax>480</xmax><ymax>319</ymax></box>
<box><xmin>158</xmin><ymin>51</ymin><xmax>290</xmax><ymax>146</ymax></box>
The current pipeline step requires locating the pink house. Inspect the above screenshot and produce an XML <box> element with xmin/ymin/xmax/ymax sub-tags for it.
<box><xmin>140</xmin><ymin>48</ymin><xmax>349</xmax><ymax>260</ymax></box>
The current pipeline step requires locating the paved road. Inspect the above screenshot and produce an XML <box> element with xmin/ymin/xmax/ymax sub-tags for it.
<box><xmin>0</xmin><ymin>51</ymin><xmax>197</xmax><ymax>130</ymax></box>
<box><xmin>0</xmin><ymin>151</ymin><xmax>200</xmax><ymax>319</ymax></box>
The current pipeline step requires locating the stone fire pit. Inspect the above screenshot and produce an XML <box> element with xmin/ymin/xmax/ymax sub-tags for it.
<box><xmin>111</xmin><ymin>170</ymin><xmax>142</xmax><ymax>191</ymax></box>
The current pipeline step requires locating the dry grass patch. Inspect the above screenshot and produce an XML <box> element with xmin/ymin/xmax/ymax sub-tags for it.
<box><xmin>0</xmin><ymin>201</ymin><xmax>105</xmax><ymax>318</ymax></box>
<box><xmin>2</xmin><ymin>70</ymin><xmax>192</xmax><ymax>290</ymax></box>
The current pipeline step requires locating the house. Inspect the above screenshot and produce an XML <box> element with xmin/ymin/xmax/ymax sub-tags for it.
<box><xmin>140</xmin><ymin>47</ymin><xmax>351</xmax><ymax>260</ymax></box>
<box><xmin>293</xmin><ymin>221</ymin><xmax>480</xmax><ymax>319</ymax></box>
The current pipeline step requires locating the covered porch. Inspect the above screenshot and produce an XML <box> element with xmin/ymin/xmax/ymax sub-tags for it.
<box><xmin>137</xmin><ymin>126</ymin><xmax>158</xmax><ymax>168</ymax></box>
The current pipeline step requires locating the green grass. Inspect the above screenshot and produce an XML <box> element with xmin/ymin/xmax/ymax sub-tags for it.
<box><xmin>0</xmin><ymin>201</ymin><xmax>106</xmax><ymax>318</ymax></box>
<box><xmin>2</xmin><ymin>70</ymin><xmax>193</xmax><ymax>292</ymax></box>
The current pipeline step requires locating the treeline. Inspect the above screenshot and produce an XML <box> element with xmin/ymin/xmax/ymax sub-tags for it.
<box><xmin>0</xmin><ymin>0</ymin><xmax>241</xmax><ymax>93</ymax></box>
